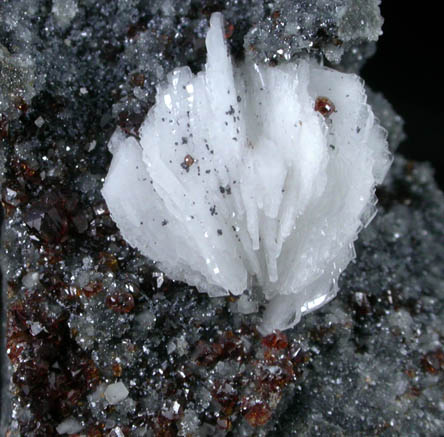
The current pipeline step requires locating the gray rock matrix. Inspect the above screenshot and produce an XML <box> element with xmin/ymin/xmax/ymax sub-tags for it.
<box><xmin>1</xmin><ymin>0</ymin><xmax>443</xmax><ymax>436</ymax></box>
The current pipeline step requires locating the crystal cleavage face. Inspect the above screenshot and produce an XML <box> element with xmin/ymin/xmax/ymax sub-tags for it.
<box><xmin>102</xmin><ymin>12</ymin><xmax>392</xmax><ymax>334</ymax></box>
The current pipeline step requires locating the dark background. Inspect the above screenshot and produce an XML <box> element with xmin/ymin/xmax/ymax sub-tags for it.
<box><xmin>362</xmin><ymin>2</ymin><xmax>443</xmax><ymax>189</ymax></box>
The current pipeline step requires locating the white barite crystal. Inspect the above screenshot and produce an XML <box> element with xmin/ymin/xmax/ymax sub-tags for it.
<box><xmin>104</xmin><ymin>381</ymin><xmax>129</xmax><ymax>405</ymax></box>
<box><xmin>102</xmin><ymin>13</ymin><xmax>391</xmax><ymax>333</ymax></box>
<box><xmin>56</xmin><ymin>417</ymin><xmax>83</xmax><ymax>435</ymax></box>
<box><xmin>22</xmin><ymin>271</ymin><xmax>40</xmax><ymax>288</ymax></box>
<box><xmin>236</xmin><ymin>294</ymin><xmax>259</xmax><ymax>315</ymax></box>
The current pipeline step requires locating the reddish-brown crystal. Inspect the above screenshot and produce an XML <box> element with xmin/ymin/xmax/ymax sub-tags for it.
<box><xmin>352</xmin><ymin>291</ymin><xmax>372</xmax><ymax>316</ymax></box>
<box><xmin>23</xmin><ymin>190</ymin><xmax>90</xmax><ymax>244</ymax></box>
<box><xmin>98</xmin><ymin>251</ymin><xmax>119</xmax><ymax>272</ymax></box>
<box><xmin>181</xmin><ymin>154</ymin><xmax>194</xmax><ymax>170</ymax></box>
<box><xmin>130</xmin><ymin>72</ymin><xmax>146</xmax><ymax>87</ymax></box>
<box><xmin>217</xmin><ymin>417</ymin><xmax>232</xmax><ymax>430</ymax></box>
<box><xmin>314</xmin><ymin>96</ymin><xmax>336</xmax><ymax>118</ymax></box>
<box><xmin>271</xmin><ymin>10</ymin><xmax>281</xmax><ymax>20</ymax></box>
<box><xmin>244</xmin><ymin>403</ymin><xmax>272</xmax><ymax>427</ymax></box>
<box><xmin>87</xmin><ymin>426</ymin><xmax>105</xmax><ymax>437</ymax></box>
<box><xmin>113</xmin><ymin>362</ymin><xmax>123</xmax><ymax>377</ymax></box>
<box><xmin>154</xmin><ymin>415</ymin><xmax>177</xmax><ymax>437</ymax></box>
<box><xmin>193</xmin><ymin>331</ymin><xmax>245</xmax><ymax>366</ymax></box>
<box><xmin>421</xmin><ymin>349</ymin><xmax>444</xmax><ymax>374</ymax></box>
<box><xmin>262</xmin><ymin>330</ymin><xmax>288</xmax><ymax>350</ymax></box>
<box><xmin>224</xmin><ymin>23</ymin><xmax>235</xmax><ymax>39</ymax></box>
<box><xmin>15</xmin><ymin>96</ymin><xmax>29</xmax><ymax>112</ymax></box>
<box><xmin>6</xmin><ymin>293</ymin><xmax>101</xmax><ymax>431</ymax></box>
<box><xmin>82</xmin><ymin>281</ymin><xmax>103</xmax><ymax>298</ymax></box>
<box><xmin>1</xmin><ymin>183</ymin><xmax>28</xmax><ymax>208</ymax></box>
<box><xmin>212</xmin><ymin>382</ymin><xmax>238</xmax><ymax>416</ymax></box>
<box><xmin>0</xmin><ymin>114</ymin><xmax>8</xmax><ymax>138</ymax></box>
<box><xmin>105</xmin><ymin>291</ymin><xmax>135</xmax><ymax>313</ymax></box>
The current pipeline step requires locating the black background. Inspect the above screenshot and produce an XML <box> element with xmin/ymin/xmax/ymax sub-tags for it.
<box><xmin>362</xmin><ymin>2</ymin><xmax>443</xmax><ymax>189</ymax></box>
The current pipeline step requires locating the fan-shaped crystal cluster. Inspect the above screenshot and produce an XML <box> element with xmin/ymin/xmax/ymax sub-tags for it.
<box><xmin>102</xmin><ymin>13</ymin><xmax>391</xmax><ymax>333</ymax></box>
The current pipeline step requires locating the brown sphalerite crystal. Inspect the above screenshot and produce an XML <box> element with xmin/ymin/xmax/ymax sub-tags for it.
<box><xmin>314</xmin><ymin>96</ymin><xmax>336</xmax><ymax>118</ymax></box>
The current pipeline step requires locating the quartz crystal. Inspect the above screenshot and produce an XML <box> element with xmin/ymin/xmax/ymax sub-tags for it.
<box><xmin>103</xmin><ymin>12</ymin><xmax>392</xmax><ymax>333</ymax></box>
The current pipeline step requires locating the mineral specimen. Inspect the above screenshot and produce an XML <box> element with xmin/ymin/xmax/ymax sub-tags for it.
<box><xmin>103</xmin><ymin>12</ymin><xmax>392</xmax><ymax>333</ymax></box>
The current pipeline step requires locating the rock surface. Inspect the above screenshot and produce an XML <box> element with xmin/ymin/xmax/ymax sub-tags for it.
<box><xmin>1</xmin><ymin>1</ymin><xmax>443</xmax><ymax>436</ymax></box>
